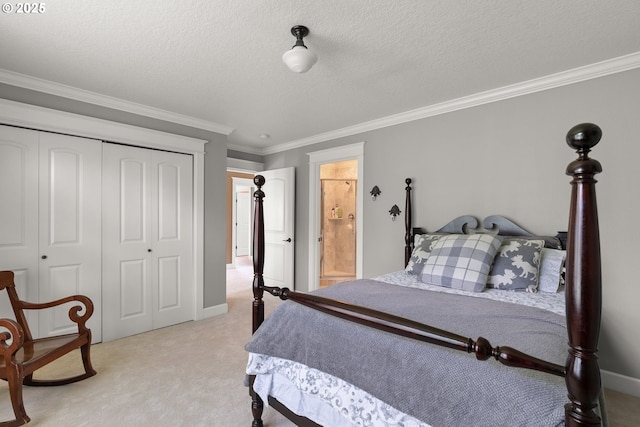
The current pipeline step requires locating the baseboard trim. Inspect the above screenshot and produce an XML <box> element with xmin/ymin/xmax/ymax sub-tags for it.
<box><xmin>602</xmin><ymin>369</ymin><xmax>640</xmax><ymax>397</ymax></box>
<box><xmin>203</xmin><ymin>303</ymin><xmax>228</xmax><ymax>319</ymax></box>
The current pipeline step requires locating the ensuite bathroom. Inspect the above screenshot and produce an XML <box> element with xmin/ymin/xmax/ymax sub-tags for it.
<box><xmin>320</xmin><ymin>159</ymin><xmax>357</xmax><ymax>287</ymax></box>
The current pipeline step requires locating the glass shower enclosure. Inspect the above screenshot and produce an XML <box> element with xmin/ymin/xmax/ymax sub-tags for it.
<box><xmin>320</xmin><ymin>179</ymin><xmax>357</xmax><ymax>281</ymax></box>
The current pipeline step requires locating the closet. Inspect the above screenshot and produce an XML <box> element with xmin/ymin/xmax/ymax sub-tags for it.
<box><xmin>102</xmin><ymin>143</ymin><xmax>193</xmax><ymax>341</ymax></box>
<box><xmin>0</xmin><ymin>125</ymin><xmax>103</xmax><ymax>340</ymax></box>
<box><xmin>0</xmin><ymin>122</ymin><xmax>197</xmax><ymax>343</ymax></box>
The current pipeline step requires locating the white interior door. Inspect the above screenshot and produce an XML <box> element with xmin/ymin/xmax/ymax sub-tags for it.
<box><xmin>259</xmin><ymin>167</ymin><xmax>295</xmax><ymax>289</ymax></box>
<box><xmin>102</xmin><ymin>143</ymin><xmax>193</xmax><ymax>341</ymax></box>
<box><xmin>236</xmin><ymin>190</ymin><xmax>251</xmax><ymax>257</ymax></box>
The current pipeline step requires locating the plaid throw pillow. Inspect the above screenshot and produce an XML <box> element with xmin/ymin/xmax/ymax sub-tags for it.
<box><xmin>420</xmin><ymin>234</ymin><xmax>502</xmax><ymax>292</ymax></box>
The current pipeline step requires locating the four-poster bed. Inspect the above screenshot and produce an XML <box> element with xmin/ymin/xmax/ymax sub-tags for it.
<box><xmin>246</xmin><ymin>123</ymin><xmax>606</xmax><ymax>426</ymax></box>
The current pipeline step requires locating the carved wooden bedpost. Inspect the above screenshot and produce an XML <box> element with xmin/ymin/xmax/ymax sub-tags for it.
<box><xmin>250</xmin><ymin>174</ymin><xmax>266</xmax><ymax>427</ymax></box>
<box><xmin>252</xmin><ymin>175</ymin><xmax>266</xmax><ymax>334</ymax></box>
<box><xmin>404</xmin><ymin>178</ymin><xmax>412</xmax><ymax>267</ymax></box>
<box><xmin>564</xmin><ymin>123</ymin><xmax>603</xmax><ymax>427</ymax></box>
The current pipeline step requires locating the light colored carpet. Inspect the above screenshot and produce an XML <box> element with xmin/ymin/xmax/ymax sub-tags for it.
<box><xmin>1</xmin><ymin>258</ymin><xmax>638</xmax><ymax>426</ymax></box>
<box><xmin>0</xmin><ymin>258</ymin><xmax>292</xmax><ymax>427</ymax></box>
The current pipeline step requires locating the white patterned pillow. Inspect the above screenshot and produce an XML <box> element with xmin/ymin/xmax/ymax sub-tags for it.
<box><xmin>538</xmin><ymin>248</ymin><xmax>566</xmax><ymax>293</ymax></box>
<box><xmin>405</xmin><ymin>234</ymin><xmax>442</xmax><ymax>275</ymax></box>
<box><xmin>420</xmin><ymin>234</ymin><xmax>502</xmax><ymax>292</ymax></box>
<box><xmin>487</xmin><ymin>238</ymin><xmax>544</xmax><ymax>292</ymax></box>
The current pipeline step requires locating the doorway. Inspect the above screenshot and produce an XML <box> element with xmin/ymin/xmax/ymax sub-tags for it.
<box><xmin>231</xmin><ymin>177</ymin><xmax>254</xmax><ymax>263</ymax></box>
<box><xmin>320</xmin><ymin>162</ymin><xmax>357</xmax><ymax>287</ymax></box>
<box><xmin>227</xmin><ymin>172</ymin><xmax>255</xmax><ymax>269</ymax></box>
<box><xmin>308</xmin><ymin>143</ymin><xmax>364</xmax><ymax>291</ymax></box>
<box><xmin>235</xmin><ymin>187</ymin><xmax>251</xmax><ymax>257</ymax></box>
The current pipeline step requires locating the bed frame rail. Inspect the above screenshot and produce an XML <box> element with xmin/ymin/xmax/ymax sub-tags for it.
<box><xmin>264</xmin><ymin>284</ymin><xmax>566</xmax><ymax>377</ymax></box>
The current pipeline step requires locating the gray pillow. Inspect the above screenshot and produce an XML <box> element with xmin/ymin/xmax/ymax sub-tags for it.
<box><xmin>420</xmin><ymin>234</ymin><xmax>503</xmax><ymax>292</ymax></box>
<box><xmin>405</xmin><ymin>234</ymin><xmax>442</xmax><ymax>275</ymax></box>
<box><xmin>487</xmin><ymin>238</ymin><xmax>545</xmax><ymax>292</ymax></box>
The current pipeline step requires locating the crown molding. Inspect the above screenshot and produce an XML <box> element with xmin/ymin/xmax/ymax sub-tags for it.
<box><xmin>261</xmin><ymin>51</ymin><xmax>640</xmax><ymax>155</ymax></box>
<box><xmin>0</xmin><ymin>98</ymin><xmax>207</xmax><ymax>153</ymax></box>
<box><xmin>0</xmin><ymin>68</ymin><xmax>234</xmax><ymax>136</ymax></box>
<box><xmin>226</xmin><ymin>142</ymin><xmax>264</xmax><ymax>156</ymax></box>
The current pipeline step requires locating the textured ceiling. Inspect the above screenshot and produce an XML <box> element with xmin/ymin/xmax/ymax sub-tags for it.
<box><xmin>1</xmin><ymin>1</ymin><xmax>640</xmax><ymax>154</ymax></box>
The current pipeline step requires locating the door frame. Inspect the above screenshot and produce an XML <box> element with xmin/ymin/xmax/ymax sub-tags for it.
<box><xmin>231</xmin><ymin>177</ymin><xmax>254</xmax><ymax>266</ymax></box>
<box><xmin>307</xmin><ymin>142</ymin><xmax>364</xmax><ymax>291</ymax></box>
<box><xmin>0</xmin><ymin>99</ymin><xmax>208</xmax><ymax>321</ymax></box>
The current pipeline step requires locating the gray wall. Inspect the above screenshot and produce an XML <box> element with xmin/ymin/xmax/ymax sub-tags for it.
<box><xmin>0</xmin><ymin>84</ymin><xmax>229</xmax><ymax>310</ymax></box>
<box><xmin>263</xmin><ymin>67</ymin><xmax>640</xmax><ymax>381</ymax></box>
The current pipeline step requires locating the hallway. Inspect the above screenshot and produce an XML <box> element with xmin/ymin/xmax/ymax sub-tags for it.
<box><xmin>227</xmin><ymin>256</ymin><xmax>253</xmax><ymax>295</ymax></box>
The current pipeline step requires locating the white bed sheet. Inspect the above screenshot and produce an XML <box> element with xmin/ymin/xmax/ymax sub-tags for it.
<box><xmin>374</xmin><ymin>270</ymin><xmax>566</xmax><ymax>315</ymax></box>
<box><xmin>247</xmin><ymin>353</ymin><xmax>430</xmax><ymax>427</ymax></box>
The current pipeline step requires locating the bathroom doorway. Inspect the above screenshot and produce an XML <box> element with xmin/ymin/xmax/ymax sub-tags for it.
<box><xmin>320</xmin><ymin>160</ymin><xmax>357</xmax><ymax>287</ymax></box>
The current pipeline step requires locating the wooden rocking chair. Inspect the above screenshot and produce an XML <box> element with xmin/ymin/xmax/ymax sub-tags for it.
<box><xmin>0</xmin><ymin>271</ymin><xmax>97</xmax><ymax>426</ymax></box>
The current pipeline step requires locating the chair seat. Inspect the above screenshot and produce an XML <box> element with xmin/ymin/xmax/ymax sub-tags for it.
<box><xmin>0</xmin><ymin>333</ymin><xmax>85</xmax><ymax>374</ymax></box>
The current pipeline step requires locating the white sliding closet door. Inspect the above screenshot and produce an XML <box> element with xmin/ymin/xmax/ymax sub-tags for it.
<box><xmin>102</xmin><ymin>143</ymin><xmax>194</xmax><ymax>341</ymax></box>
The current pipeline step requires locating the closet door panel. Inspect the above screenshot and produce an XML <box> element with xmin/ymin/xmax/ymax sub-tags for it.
<box><xmin>120</xmin><ymin>259</ymin><xmax>147</xmax><ymax>318</ymax></box>
<box><xmin>47</xmin><ymin>265</ymin><xmax>81</xmax><ymax>333</ymax></box>
<box><xmin>118</xmin><ymin>159</ymin><xmax>151</xmax><ymax>321</ymax></box>
<box><xmin>157</xmin><ymin>163</ymin><xmax>179</xmax><ymax>239</ymax></box>
<box><xmin>102</xmin><ymin>144</ymin><xmax>153</xmax><ymax>341</ymax></box>
<box><xmin>48</xmin><ymin>150</ymin><xmax>80</xmax><ymax>243</ymax></box>
<box><xmin>121</xmin><ymin>158</ymin><xmax>147</xmax><ymax>242</ymax></box>
<box><xmin>158</xmin><ymin>256</ymin><xmax>179</xmax><ymax>309</ymax></box>
<box><xmin>151</xmin><ymin>151</ymin><xmax>193</xmax><ymax>329</ymax></box>
<box><xmin>38</xmin><ymin>132</ymin><xmax>102</xmax><ymax>340</ymax></box>
<box><xmin>0</xmin><ymin>126</ymin><xmax>39</xmax><ymax>322</ymax></box>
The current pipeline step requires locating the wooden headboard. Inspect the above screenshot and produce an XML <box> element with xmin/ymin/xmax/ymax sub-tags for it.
<box><xmin>406</xmin><ymin>213</ymin><xmax>567</xmax><ymax>265</ymax></box>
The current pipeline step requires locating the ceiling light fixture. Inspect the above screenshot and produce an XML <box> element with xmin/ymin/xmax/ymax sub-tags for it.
<box><xmin>282</xmin><ymin>25</ymin><xmax>317</xmax><ymax>73</ymax></box>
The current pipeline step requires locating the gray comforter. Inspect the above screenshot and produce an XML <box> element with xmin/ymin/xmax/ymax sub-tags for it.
<box><xmin>246</xmin><ymin>279</ymin><xmax>567</xmax><ymax>426</ymax></box>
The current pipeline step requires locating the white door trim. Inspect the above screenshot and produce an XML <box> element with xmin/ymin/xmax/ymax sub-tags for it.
<box><xmin>307</xmin><ymin>142</ymin><xmax>364</xmax><ymax>291</ymax></box>
<box><xmin>0</xmin><ymin>99</ymin><xmax>207</xmax><ymax>322</ymax></box>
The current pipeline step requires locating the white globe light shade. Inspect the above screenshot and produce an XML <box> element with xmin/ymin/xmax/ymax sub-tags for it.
<box><xmin>282</xmin><ymin>46</ymin><xmax>317</xmax><ymax>73</ymax></box>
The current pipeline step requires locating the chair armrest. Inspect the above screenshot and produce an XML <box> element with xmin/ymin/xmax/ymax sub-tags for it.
<box><xmin>0</xmin><ymin>318</ymin><xmax>25</xmax><ymax>358</ymax></box>
<box><xmin>17</xmin><ymin>295</ymin><xmax>94</xmax><ymax>331</ymax></box>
